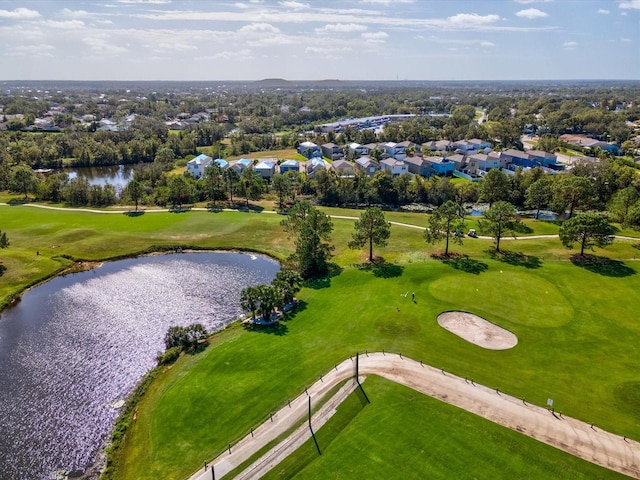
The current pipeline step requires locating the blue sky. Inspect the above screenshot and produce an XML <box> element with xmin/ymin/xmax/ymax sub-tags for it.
<box><xmin>0</xmin><ymin>0</ymin><xmax>638</xmax><ymax>81</ymax></box>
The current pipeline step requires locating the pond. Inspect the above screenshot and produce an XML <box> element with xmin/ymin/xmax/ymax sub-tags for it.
<box><xmin>65</xmin><ymin>164</ymin><xmax>135</xmax><ymax>192</ymax></box>
<box><xmin>0</xmin><ymin>252</ymin><xmax>279</xmax><ymax>480</ymax></box>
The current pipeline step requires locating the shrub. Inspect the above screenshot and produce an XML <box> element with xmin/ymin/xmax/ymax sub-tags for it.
<box><xmin>156</xmin><ymin>346</ymin><xmax>181</xmax><ymax>366</ymax></box>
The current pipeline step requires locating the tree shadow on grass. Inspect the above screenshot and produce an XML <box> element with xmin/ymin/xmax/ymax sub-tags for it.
<box><xmin>7</xmin><ymin>198</ymin><xmax>29</xmax><ymax>205</ymax></box>
<box><xmin>169</xmin><ymin>206</ymin><xmax>192</xmax><ymax>213</ymax></box>
<box><xmin>570</xmin><ymin>254</ymin><xmax>636</xmax><ymax>278</ymax></box>
<box><xmin>0</xmin><ymin>263</ymin><xmax>6</xmax><ymax>277</ymax></box>
<box><xmin>246</xmin><ymin>204</ymin><xmax>264</xmax><ymax>213</ymax></box>
<box><xmin>486</xmin><ymin>249</ymin><xmax>542</xmax><ymax>269</ymax></box>
<box><xmin>304</xmin><ymin>263</ymin><xmax>343</xmax><ymax>290</ymax></box>
<box><xmin>280</xmin><ymin>300</ymin><xmax>308</xmax><ymax>321</ymax></box>
<box><xmin>123</xmin><ymin>210</ymin><xmax>145</xmax><ymax>217</ymax></box>
<box><xmin>353</xmin><ymin>257</ymin><xmax>404</xmax><ymax>278</ymax></box>
<box><xmin>512</xmin><ymin>222</ymin><xmax>534</xmax><ymax>234</ymax></box>
<box><xmin>431</xmin><ymin>253</ymin><xmax>488</xmax><ymax>275</ymax></box>
<box><xmin>243</xmin><ymin>321</ymin><xmax>289</xmax><ymax>336</ymax></box>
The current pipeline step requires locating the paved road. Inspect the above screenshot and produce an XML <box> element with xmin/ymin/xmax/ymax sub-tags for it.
<box><xmin>187</xmin><ymin>353</ymin><xmax>640</xmax><ymax>480</ymax></box>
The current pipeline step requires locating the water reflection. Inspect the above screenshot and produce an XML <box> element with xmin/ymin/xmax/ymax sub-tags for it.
<box><xmin>65</xmin><ymin>164</ymin><xmax>135</xmax><ymax>191</ymax></box>
<box><xmin>0</xmin><ymin>252</ymin><xmax>279</xmax><ymax>479</ymax></box>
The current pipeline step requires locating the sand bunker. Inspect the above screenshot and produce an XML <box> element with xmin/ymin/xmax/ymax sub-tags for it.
<box><xmin>437</xmin><ymin>311</ymin><xmax>517</xmax><ymax>350</ymax></box>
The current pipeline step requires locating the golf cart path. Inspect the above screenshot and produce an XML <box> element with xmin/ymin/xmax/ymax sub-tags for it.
<box><xmin>188</xmin><ymin>353</ymin><xmax>640</xmax><ymax>480</ymax></box>
<box><xmin>2</xmin><ymin>203</ymin><xmax>639</xmax><ymax>241</ymax></box>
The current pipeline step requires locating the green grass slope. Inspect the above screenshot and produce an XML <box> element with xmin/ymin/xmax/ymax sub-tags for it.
<box><xmin>110</xmin><ymin>260</ymin><xmax>640</xmax><ymax>479</ymax></box>
<box><xmin>267</xmin><ymin>376</ymin><xmax>630</xmax><ymax>480</ymax></box>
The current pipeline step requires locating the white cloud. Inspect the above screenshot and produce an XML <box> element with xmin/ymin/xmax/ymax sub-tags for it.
<box><xmin>563</xmin><ymin>41</ymin><xmax>578</xmax><ymax>49</ymax></box>
<box><xmin>117</xmin><ymin>0</ymin><xmax>172</xmax><ymax>3</ymax></box>
<box><xmin>239</xmin><ymin>23</ymin><xmax>280</xmax><ymax>33</ymax></box>
<box><xmin>157</xmin><ymin>42</ymin><xmax>197</xmax><ymax>52</ymax></box>
<box><xmin>83</xmin><ymin>36</ymin><xmax>128</xmax><ymax>55</ymax></box>
<box><xmin>5</xmin><ymin>44</ymin><xmax>55</xmax><ymax>57</ymax></box>
<box><xmin>620</xmin><ymin>37</ymin><xmax>632</xmax><ymax>42</ymax></box>
<box><xmin>516</xmin><ymin>8</ymin><xmax>548</xmax><ymax>19</ymax></box>
<box><xmin>448</xmin><ymin>13</ymin><xmax>500</xmax><ymax>26</ymax></box>
<box><xmin>62</xmin><ymin>9</ymin><xmax>92</xmax><ymax>18</ymax></box>
<box><xmin>279</xmin><ymin>1</ymin><xmax>309</xmax><ymax>9</ymax></box>
<box><xmin>618</xmin><ymin>0</ymin><xmax>640</xmax><ymax>9</ymax></box>
<box><xmin>234</xmin><ymin>2</ymin><xmax>249</xmax><ymax>8</ymax></box>
<box><xmin>305</xmin><ymin>46</ymin><xmax>353</xmax><ymax>57</ymax></box>
<box><xmin>598</xmin><ymin>9</ymin><xmax>610</xmax><ymax>14</ymax></box>
<box><xmin>480</xmin><ymin>41</ymin><xmax>495</xmax><ymax>47</ymax></box>
<box><xmin>514</xmin><ymin>0</ymin><xmax>553</xmax><ymax>3</ymax></box>
<box><xmin>362</xmin><ymin>31</ymin><xmax>388</xmax><ymax>43</ymax></box>
<box><xmin>39</xmin><ymin>20</ymin><xmax>86</xmax><ymax>30</ymax></box>
<box><xmin>0</xmin><ymin>8</ymin><xmax>40</xmax><ymax>19</ymax></box>
<box><xmin>316</xmin><ymin>23</ymin><xmax>367</xmax><ymax>33</ymax></box>
<box><xmin>360</xmin><ymin>0</ymin><xmax>415</xmax><ymax>4</ymax></box>
<box><xmin>197</xmin><ymin>49</ymin><xmax>252</xmax><ymax>60</ymax></box>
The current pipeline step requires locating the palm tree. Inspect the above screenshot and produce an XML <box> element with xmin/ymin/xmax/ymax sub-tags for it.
<box><xmin>240</xmin><ymin>286</ymin><xmax>260</xmax><ymax>321</ymax></box>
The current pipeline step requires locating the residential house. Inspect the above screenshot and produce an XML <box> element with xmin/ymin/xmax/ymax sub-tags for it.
<box><xmin>526</xmin><ymin>150</ymin><xmax>560</xmax><ymax>168</ymax></box>
<box><xmin>187</xmin><ymin>154</ymin><xmax>213</xmax><ymax>179</ymax></box>
<box><xmin>397</xmin><ymin>141</ymin><xmax>421</xmax><ymax>156</ymax></box>
<box><xmin>468</xmin><ymin>138</ymin><xmax>492</xmax><ymax>151</ymax></box>
<box><xmin>470</xmin><ymin>153</ymin><xmax>500</xmax><ymax>171</ymax></box>
<box><xmin>255</xmin><ymin>159</ymin><xmax>276</xmax><ymax>179</ymax></box>
<box><xmin>424</xmin><ymin>156</ymin><xmax>455</xmax><ymax>176</ymax></box>
<box><xmin>453</xmin><ymin>140</ymin><xmax>476</xmax><ymax>152</ymax></box>
<box><xmin>429</xmin><ymin>140</ymin><xmax>454</xmax><ymax>152</ymax></box>
<box><xmin>404</xmin><ymin>155</ymin><xmax>430</xmax><ymax>177</ymax></box>
<box><xmin>501</xmin><ymin>149</ymin><xmax>536</xmax><ymax>168</ymax></box>
<box><xmin>446</xmin><ymin>154</ymin><xmax>478</xmax><ymax>176</ymax></box>
<box><xmin>321</xmin><ymin>143</ymin><xmax>343</xmax><ymax>160</ymax></box>
<box><xmin>305</xmin><ymin>158</ymin><xmax>330</xmax><ymax>176</ymax></box>
<box><xmin>489</xmin><ymin>151</ymin><xmax>507</xmax><ymax>169</ymax></box>
<box><xmin>298</xmin><ymin>141</ymin><xmax>322</xmax><ymax>159</ymax></box>
<box><xmin>331</xmin><ymin>159</ymin><xmax>355</xmax><ymax>177</ymax></box>
<box><xmin>380</xmin><ymin>158</ymin><xmax>408</xmax><ymax>176</ymax></box>
<box><xmin>559</xmin><ymin>134</ymin><xmax>619</xmax><ymax>154</ymax></box>
<box><xmin>383</xmin><ymin>142</ymin><xmax>407</xmax><ymax>161</ymax></box>
<box><xmin>354</xmin><ymin>156</ymin><xmax>380</xmax><ymax>177</ymax></box>
<box><xmin>229</xmin><ymin>158</ymin><xmax>253</xmax><ymax>173</ymax></box>
<box><xmin>347</xmin><ymin>142</ymin><xmax>369</xmax><ymax>158</ymax></box>
<box><xmin>278</xmin><ymin>159</ymin><xmax>300</xmax><ymax>174</ymax></box>
<box><xmin>214</xmin><ymin>158</ymin><xmax>228</xmax><ymax>169</ymax></box>
<box><xmin>447</xmin><ymin>154</ymin><xmax>466</xmax><ymax>171</ymax></box>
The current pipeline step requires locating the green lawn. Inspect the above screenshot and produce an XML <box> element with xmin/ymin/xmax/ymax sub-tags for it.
<box><xmin>107</xmin><ymin>257</ymin><xmax>640</xmax><ymax>480</ymax></box>
<box><xmin>1</xmin><ymin>204</ymin><xmax>639</xmax><ymax>480</ymax></box>
<box><xmin>266</xmin><ymin>376</ymin><xmax>629</xmax><ymax>480</ymax></box>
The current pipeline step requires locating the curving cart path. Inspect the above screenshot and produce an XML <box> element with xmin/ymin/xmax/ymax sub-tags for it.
<box><xmin>188</xmin><ymin>353</ymin><xmax>640</xmax><ymax>480</ymax></box>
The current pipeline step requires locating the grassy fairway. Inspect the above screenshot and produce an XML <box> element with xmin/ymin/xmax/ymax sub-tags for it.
<box><xmin>266</xmin><ymin>376</ymin><xmax>629</xmax><ymax>480</ymax></box>
<box><xmin>109</xmin><ymin>259</ymin><xmax>640</xmax><ymax>480</ymax></box>
<box><xmin>1</xmin><ymin>205</ymin><xmax>639</xmax><ymax>479</ymax></box>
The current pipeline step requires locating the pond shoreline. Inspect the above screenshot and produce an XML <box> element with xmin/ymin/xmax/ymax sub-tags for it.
<box><xmin>0</xmin><ymin>249</ymin><xmax>280</xmax><ymax>480</ymax></box>
<box><xmin>0</xmin><ymin>246</ymin><xmax>281</xmax><ymax>315</ymax></box>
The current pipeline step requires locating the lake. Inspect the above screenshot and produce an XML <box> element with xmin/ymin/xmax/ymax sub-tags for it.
<box><xmin>65</xmin><ymin>164</ymin><xmax>135</xmax><ymax>192</ymax></box>
<box><xmin>0</xmin><ymin>252</ymin><xmax>279</xmax><ymax>479</ymax></box>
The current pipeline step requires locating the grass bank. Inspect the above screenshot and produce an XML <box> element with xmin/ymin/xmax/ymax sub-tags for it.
<box><xmin>108</xmin><ymin>259</ymin><xmax>640</xmax><ymax>479</ymax></box>
<box><xmin>266</xmin><ymin>376</ymin><xmax>629</xmax><ymax>480</ymax></box>
<box><xmin>1</xmin><ymin>203</ymin><xmax>639</xmax><ymax>479</ymax></box>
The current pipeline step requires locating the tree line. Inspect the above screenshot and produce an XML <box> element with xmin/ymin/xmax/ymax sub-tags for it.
<box><xmin>3</xmin><ymin>153</ymin><xmax>640</xmax><ymax>228</ymax></box>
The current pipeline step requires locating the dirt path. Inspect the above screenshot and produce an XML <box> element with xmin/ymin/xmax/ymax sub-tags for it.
<box><xmin>187</xmin><ymin>353</ymin><xmax>639</xmax><ymax>480</ymax></box>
